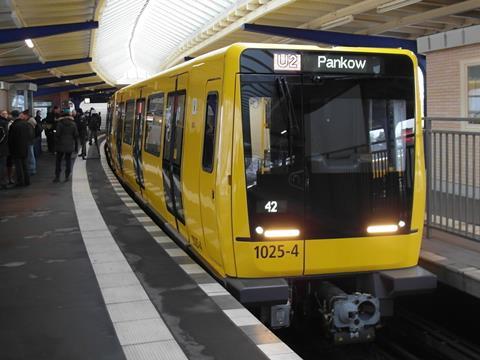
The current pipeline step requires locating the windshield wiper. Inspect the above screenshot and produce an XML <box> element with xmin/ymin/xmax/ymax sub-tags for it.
<box><xmin>276</xmin><ymin>77</ymin><xmax>300</xmax><ymax>158</ymax></box>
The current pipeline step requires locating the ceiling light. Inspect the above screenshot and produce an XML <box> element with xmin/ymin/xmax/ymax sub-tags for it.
<box><xmin>25</xmin><ymin>39</ymin><xmax>34</xmax><ymax>48</ymax></box>
<box><xmin>377</xmin><ymin>0</ymin><xmax>422</xmax><ymax>13</ymax></box>
<box><xmin>65</xmin><ymin>80</ymin><xmax>70</xmax><ymax>83</ymax></box>
<box><xmin>320</xmin><ymin>15</ymin><xmax>354</xmax><ymax>30</ymax></box>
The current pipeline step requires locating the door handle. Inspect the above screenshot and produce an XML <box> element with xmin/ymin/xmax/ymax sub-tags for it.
<box><xmin>211</xmin><ymin>190</ymin><xmax>215</xmax><ymax>199</ymax></box>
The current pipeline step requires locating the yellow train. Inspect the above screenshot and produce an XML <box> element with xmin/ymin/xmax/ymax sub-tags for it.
<box><xmin>105</xmin><ymin>43</ymin><xmax>436</xmax><ymax>343</ymax></box>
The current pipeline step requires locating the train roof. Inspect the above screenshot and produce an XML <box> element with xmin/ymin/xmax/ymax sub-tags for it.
<box><xmin>116</xmin><ymin>42</ymin><xmax>417</xmax><ymax>94</ymax></box>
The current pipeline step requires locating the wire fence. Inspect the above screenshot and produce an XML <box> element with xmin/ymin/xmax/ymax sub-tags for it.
<box><xmin>424</xmin><ymin>117</ymin><xmax>480</xmax><ymax>241</ymax></box>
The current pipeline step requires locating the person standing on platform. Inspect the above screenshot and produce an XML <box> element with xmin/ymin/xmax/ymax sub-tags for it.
<box><xmin>21</xmin><ymin>110</ymin><xmax>37</xmax><ymax>176</ymax></box>
<box><xmin>6</xmin><ymin>110</ymin><xmax>19</xmax><ymax>184</ymax></box>
<box><xmin>88</xmin><ymin>108</ymin><xmax>101</xmax><ymax>158</ymax></box>
<box><xmin>8</xmin><ymin>111</ymin><xmax>33</xmax><ymax>186</ymax></box>
<box><xmin>53</xmin><ymin>109</ymin><xmax>78</xmax><ymax>183</ymax></box>
<box><xmin>74</xmin><ymin>109</ymin><xmax>88</xmax><ymax>160</ymax></box>
<box><xmin>34</xmin><ymin>110</ymin><xmax>43</xmax><ymax>156</ymax></box>
<box><xmin>43</xmin><ymin>106</ymin><xmax>60</xmax><ymax>153</ymax></box>
<box><xmin>0</xmin><ymin>110</ymin><xmax>9</xmax><ymax>189</ymax></box>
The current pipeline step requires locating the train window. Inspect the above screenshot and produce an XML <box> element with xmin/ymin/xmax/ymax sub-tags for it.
<box><xmin>172</xmin><ymin>92</ymin><xmax>186</xmax><ymax>166</ymax></box>
<box><xmin>123</xmin><ymin>100</ymin><xmax>135</xmax><ymax>145</ymax></box>
<box><xmin>202</xmin><ymin>92</ymin><xmax>218</xmax><ymax>172</ymax></box>
<box><xmin>162</xmin><ymin>91</ymin><xmax>186</xmax><ymax>164</ymax></box>
<box><xmin>144</xmin><ymin>93</ymin><xmax>164</xmax><ymax>156</ymax></box>
<box><xmin>115</xmin><ymin>102</ymin><xmax>125</xmax><ymax>138</ymax></box>
<box><xmin>163</xmin><ymin>93</ymin><xmax>175</xmax><ymax>161</ymax></box>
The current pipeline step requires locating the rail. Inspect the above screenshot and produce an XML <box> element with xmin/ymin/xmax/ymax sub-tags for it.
<box><xmin>424</xmin><ymin>117</ymin><xmax>480</xmax><ymax>241</ymax></box>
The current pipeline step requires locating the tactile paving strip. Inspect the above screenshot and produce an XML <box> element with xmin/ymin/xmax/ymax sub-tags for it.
<box><xmin>72</xmin><ymin>145</ymin><xmax>188</xmax><ymax>360</ymax></box>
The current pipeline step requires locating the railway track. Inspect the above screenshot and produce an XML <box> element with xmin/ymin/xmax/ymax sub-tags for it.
<box><xmin>276</xmin><ymin>301</ymin><xmax>480</xmax><ymax>359</ymax></box>
<box><xmin>377</xmin><ymin>307</ymin><xmax>480</xmax><ymax>360</ymax></box>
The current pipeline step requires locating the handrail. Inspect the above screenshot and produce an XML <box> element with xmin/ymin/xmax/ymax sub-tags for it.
<box><xmin>424</xmin><ymin>117</ymin><xmax>480</xmax><ymax>123</ymax></box>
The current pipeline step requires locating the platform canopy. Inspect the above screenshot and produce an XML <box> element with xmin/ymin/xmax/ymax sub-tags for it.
<box><xmin>0</xmin><ymin>0</ymin><xmax>112</xmax><ymax>94</ymax></box>
<box><xmin>93</xmin><ymin>0</ymin><xmax>480</xmax><ymax>85</ymax></box>
<box><xmin>0</xmin><ymin>0</ymin><xmax>478</xmax><ymax>91</ymax></box>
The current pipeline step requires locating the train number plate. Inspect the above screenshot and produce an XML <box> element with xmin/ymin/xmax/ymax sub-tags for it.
<box><xmin>254</xmin><ymin>244</ymin><xmax>299</xmax><ymax>259</ymax></box>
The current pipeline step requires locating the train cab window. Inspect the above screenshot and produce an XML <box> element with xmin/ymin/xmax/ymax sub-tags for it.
<box><xmin>144</xmin><ymin>93</ymin><xmax>164</xmax><ymax>156</ymax></box>
<box><xmin>202</xmin><ymin>92</ymin><xmax>218</xmax><ymax>172</ymax></box>
<box><xmin>123</xmin><ymin>100</ymin><xmax>135</xmax><ymax>145</ymax></box>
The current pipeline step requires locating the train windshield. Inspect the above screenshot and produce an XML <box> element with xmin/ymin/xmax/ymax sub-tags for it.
<box><xmin>240</xmin><ymin>52</ymin><xmax>416</xmax><ymax>240</ymax></box>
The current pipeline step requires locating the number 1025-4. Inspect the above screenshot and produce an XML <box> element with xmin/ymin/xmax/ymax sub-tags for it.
<box><xmin>254</xmin><ymin>244</ymin><xmax>299</xmax><ymax>259</ymax></box>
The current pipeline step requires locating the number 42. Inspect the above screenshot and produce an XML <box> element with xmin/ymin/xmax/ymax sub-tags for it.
<box><xmin>265</xmin><ymin>201</ymin><xmax>278</xmax><ymax>213</ymax></box>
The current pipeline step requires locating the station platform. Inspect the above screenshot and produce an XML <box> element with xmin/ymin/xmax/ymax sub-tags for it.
<box><xmin>421</xmin><ymin>229</ymin><xmax>480</xmax><ymax>299</ymax></box>
<box><xmin>0</xmin><ymin>143</ymin><xmax>300</xmax><ymax>360</ymax></box>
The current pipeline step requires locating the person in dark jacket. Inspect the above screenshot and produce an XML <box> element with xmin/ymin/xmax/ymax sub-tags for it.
<box><xmin>53</xmin><ymin>109</ymin><xmax>78</xmax><ymax>182</ymax></box>
<box><xmin>34</xmin><ymin>110</ymin><xmax>43</xmax><ymax>156</ymax></box>
<box><xmin>88</xmin><ymin>108</ymin><xmax>101</xmax><ymax>157</ymax></box>
<box><xmin>43</xmin><ymin>106</ymin><xmax>60</xmax><ymax>153</ymax></box>
<box><xmin>74</xmin><ymin>109</ymin><xmax>88</xmax><ymax>160</ymax></box>
<box><xmin>6</xmin><ymin>110</ymin><xmax>19</xmax><ymax>184</ymax></box>
<box><xmin>0</xmin><ymin>110</ymin><xmax>9</xmax><ymax>189</ymax></box>
<box><xmin>21</xmin><ymin>110</ymin><xmax>37</xmax><ymax>176</ymax></box>
<box><xmin>8</xmin><ymin>111</ymin><xmax>34</xmax><ymax>186</ymax></box>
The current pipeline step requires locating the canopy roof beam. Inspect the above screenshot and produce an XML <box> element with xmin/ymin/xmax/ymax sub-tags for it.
<box><xmin>12</xmin><ymin>72</ymin><xmax>97</xmax><ymax>85</ymax></box>
<box><xmin>0</xmin><ymin>57</ymin><xmax>92</xmax><ymax>77</ymax></box>
<box><xmin>35</xmin><ymin>81</ymin><xmax>105</xmax><ymax>97</ymax></box>
<box><xmin>0</xmin><ymin>21</ymin><xmax>98</xmax><ymax>44</ymax></box>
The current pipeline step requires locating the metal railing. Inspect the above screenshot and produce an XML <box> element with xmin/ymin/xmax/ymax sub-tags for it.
<box><xmin>424</xmin><ymin>117</ymin><xmax>480</xmax><ymax>241</ymax></box>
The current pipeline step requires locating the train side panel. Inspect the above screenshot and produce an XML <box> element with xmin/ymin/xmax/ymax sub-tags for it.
<box><xmin>140</xmin><ymin>80</ymin><xmax>172</xmax><ymax>224</ymax></box>
<box><xmin>182</xmin><ymin>60</ymin><xmax>227</xmax><ymax>275</ymax></box>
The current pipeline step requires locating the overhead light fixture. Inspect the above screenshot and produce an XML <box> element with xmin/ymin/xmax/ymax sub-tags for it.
<box><xmin>320</xmin><ymin>15</ymin><xmax>354</xmax><ymax>30</ymax></box>
<box><xmin>367</xmin><ymin>224</ymin><xmax>399</xmax><ymax>234</ymax></box>
<box><xmin>377</xmin><ymin>0</ymin><xmax>422</xmax><ymax>13</ymax></box>
<box><xmin>65</xmin><ymin>80</ymin><xmax>70</xmax><ymax>83</ymax></box>
<box><xmin>25</xmin><ymin>39</ymin><xmax>34</xmax><ymax>48</ymax></box>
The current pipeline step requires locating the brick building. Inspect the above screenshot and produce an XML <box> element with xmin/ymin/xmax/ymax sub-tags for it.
<box><xmin>418</xmin><ymin>25</ymin><xmax>480</xmax><ymax>130</ymax></box>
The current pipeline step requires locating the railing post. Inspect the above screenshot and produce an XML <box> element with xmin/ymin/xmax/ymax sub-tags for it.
<box><xmin>424</xmin><ymin>117</ymin><xmax>432</xmax><ymax>239</ymax></box>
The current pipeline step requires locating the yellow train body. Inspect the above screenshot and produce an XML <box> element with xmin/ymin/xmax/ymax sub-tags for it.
<box><xmin>107</xmin><ymin>43</ymin><xmax>426</xmax><ymax>283</ymax></box>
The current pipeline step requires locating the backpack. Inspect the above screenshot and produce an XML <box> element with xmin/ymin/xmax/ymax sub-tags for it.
<box><xmin>89</xmin><ymin>113</ymin><xmax>101</xmax><ymax>130</ymax></box>
<box><xmin>35</xmin><ymin>122</ymin><xmax>43</xmax><ymax>137</ymax></box>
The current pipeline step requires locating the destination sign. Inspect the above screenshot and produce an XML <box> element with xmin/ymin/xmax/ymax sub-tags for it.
<box><xmin>302</xmin><ymin>54</ymin><xmax>382</xmax><ymax>74</ymax></box>
<box><xmin>241</xmin><ymin>49</ymin><xmax>411</xmax><ymax>76</ymax></box>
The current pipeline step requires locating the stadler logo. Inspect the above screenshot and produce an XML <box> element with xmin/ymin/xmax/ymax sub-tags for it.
<box><xmin>318</xmin><ymin>55</ymin><xmax>367</xmax><ymax>70</ymax></box>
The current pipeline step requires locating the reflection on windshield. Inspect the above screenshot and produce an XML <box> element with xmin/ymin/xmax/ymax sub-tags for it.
<box><xmin>241</xmin><ymin>74</ymin><xmax>416</xmax><ymax>239</ymax></box>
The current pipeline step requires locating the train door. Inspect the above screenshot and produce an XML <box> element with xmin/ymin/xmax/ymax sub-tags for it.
<box><xmin>199</xmin><ymin>80</ymin><xmax>222</xmax><ymax>267</ymax></box>
<box><xmin>162</xmin><ymin>73</ymin><xmax>188</xmax><ymax>230</ymax></box>
<box><xmin>133</xmin><ymin>97</ymin><xmax>145</xmax><ymax>188</ymax></box>
<box><xmin>115</xmin><ymin>102</ymin><xmax>125</xmax><ymax>174</ymax></box>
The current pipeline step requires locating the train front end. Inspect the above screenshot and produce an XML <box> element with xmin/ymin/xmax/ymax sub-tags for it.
<box><xmin>228</xmin><ymin>45</ymin><xmax>436</xmax><ymax>343</ymax></box>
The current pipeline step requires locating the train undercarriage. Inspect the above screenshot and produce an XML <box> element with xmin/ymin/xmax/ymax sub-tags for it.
<box><xmin>227</xmin><ymin>266</ymin><xmax>436</xmax><ymax>345</ymax></box>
